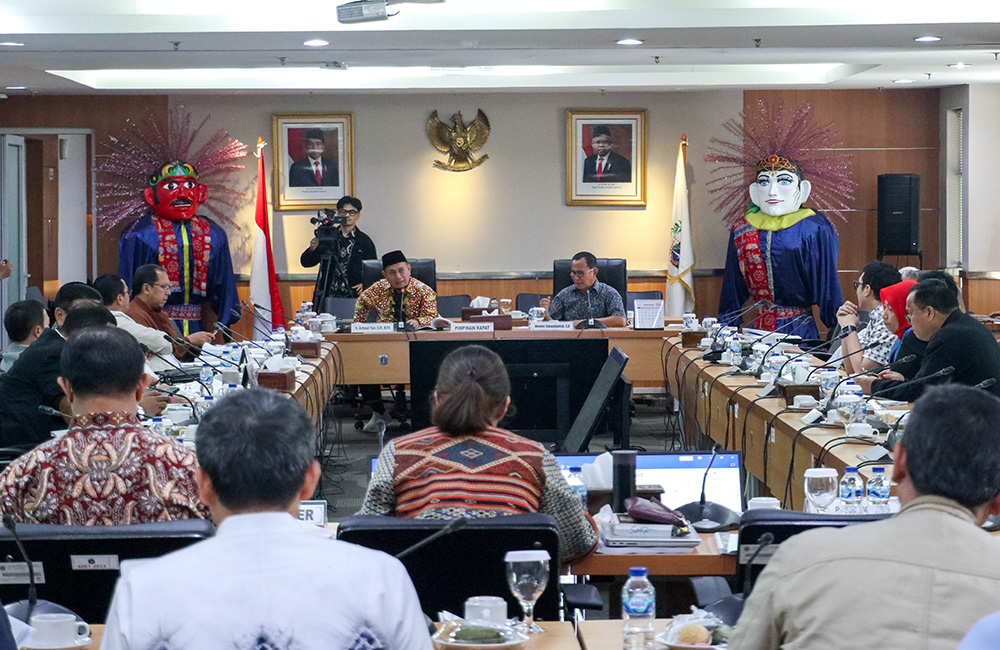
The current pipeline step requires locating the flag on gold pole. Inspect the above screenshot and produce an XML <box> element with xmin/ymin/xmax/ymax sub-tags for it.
<box><xmin>666</xmin><ymin>135</ymin><xmax>695</xmax><ymax>316</ymax></box>
<box><xmin>249</xmin><ymin>138</ymin><xmax>285</xmax><ymax>338</ymax></box>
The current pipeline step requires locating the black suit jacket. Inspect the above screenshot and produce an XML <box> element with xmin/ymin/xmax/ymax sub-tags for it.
<box><xmin>288</xmin><ymin>157</ymin><xmax>339</xmax><ymax>187</ymax></box>
<box><xmin>0</xmin><ymin>328</ymin><xmax>67</xmax><ymax>446</ymax></box>
<box><xmin>582</xmin><ymin>151</ymin><xmax>632</xmax><ymax>183</ymax></box>
<box><xmin>871</xmin><ymin>310</ymin><xmax>1000</xmax><ymax>401</ymax></box>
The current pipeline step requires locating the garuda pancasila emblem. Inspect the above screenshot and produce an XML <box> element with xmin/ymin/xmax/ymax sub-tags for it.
<box><xmin>426</xmin><ymin>109</ymin><xmax>491</xmax><ymax>172</ymax></box>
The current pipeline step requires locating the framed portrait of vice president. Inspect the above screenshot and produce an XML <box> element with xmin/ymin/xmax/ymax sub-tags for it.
<box><xmin>272</xmin><ymin>113</ymin><xmax>354</xmax><ymax>210</ymax></box>
<box><xmin>566</xmin><ymin>109</ymin><xmax>646</xmax><ymax>206</ymax></box>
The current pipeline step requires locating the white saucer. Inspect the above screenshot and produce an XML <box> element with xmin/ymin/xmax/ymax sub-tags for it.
<box><xmin>26</xmin><ymin>637</ymin><xmax>91</xmax><ymax>649</ymax></box>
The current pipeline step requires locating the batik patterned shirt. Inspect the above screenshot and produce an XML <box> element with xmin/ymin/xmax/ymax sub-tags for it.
<box><xmin>547</xmin><ymin>279</ymin><xmax>626</xmax><ymax>321</ymax></box>
<box><xmin>859</xmin><ymin>304</ymin><xmax>897</xmax><ymax>366</ymax></box>
<box><xmin>0</xmin><ymin>412</ymin><xmax>209</xmax><ymax>525</ymax></box>
<box><xmin>354</xmin><ymin>278</ymin><xmax>438</xmax><ymax>328</ymax></box>
<box><xmin>360</xmin><ymin>426</ymin><xmax>598</xmax><ymax>560</ymax></box>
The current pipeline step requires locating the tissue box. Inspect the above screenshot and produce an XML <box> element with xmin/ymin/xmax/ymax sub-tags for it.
<box><xmin>290</xmin><ymin>341</ymin><xmax>321</xmax><ymax>358</ymax></box>
<box><xmin>470</xmin><ymin>314</ymin><xmax>512</xmax><ymax>330</ymax></box>
<box><xmin>257</xmin><ymin>369</ymin><xmax>296</xmax><ymax>392</ymax></box>
<box><xmin>461</xmin><ymin>307</ymin><xmax>487</xmax><ymax>321</ymax></box>
<box><xmin>681</xmin><ymin>330</ymin><xmax>706</xmax><ymax>348</ymax></box>
<box><xmin>778</xmin><ymin>381</ymin><xmax>821</xmax><ymax>406</ymax></box>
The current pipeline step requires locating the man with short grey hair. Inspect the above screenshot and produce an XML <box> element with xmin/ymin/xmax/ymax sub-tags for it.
<box><xmin>729</xmin><ymin>384</ymin><xmax>1000</xmax><ymax>650</ymax></box>
<box><xmin>102</xmin><ymin>389</ymin><xmax>432</xmax><ymax>650</ymax></box>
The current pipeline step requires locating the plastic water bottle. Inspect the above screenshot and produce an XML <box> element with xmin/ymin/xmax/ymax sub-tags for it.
<box><xmin>199</xmin><ymin>364</ymin><xmax>213</xmax><ymax>396</ymax></box>
<box><xmin>622</xmin><ymin>567</ymin><xmax>655</xmax><ymax>650</ymax></box>
<box><xmin>226</xmin><ymin>383</ymin><xmax>239</xmax><ymax>395</ymax></box>
<box><xmin>839</xmin><ymin>467</ymin><xmax>864</xmax><ymax>514</ymax></box>
<box><xmin>149</xmin><ymin>417</ymin><xmax>165</xmax><ymax>437</ymax></box>
<box><xmin>728</xmin><ymin>335</ymin><xmax>743</xmax><ymax>368</ymax></box>
<box><xmin>566</xmin><ymin>467</ymin><xmax>588</xmax><ymax>510</ymax></box>
<box><xmin>866</xmin><ymin>466</ymin><xmax>890</xmax><ymax>514</ymax></box>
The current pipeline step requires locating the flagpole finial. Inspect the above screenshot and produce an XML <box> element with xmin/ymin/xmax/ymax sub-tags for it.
<box><xmin>681</xmin><ymin>134</ymin><xmax>688</xmax><ymax>144</ymax></box>
<box><xmin>255</xmin><ymin>137</ymin><xmax>267</xmax><ymax>159</ymax></box>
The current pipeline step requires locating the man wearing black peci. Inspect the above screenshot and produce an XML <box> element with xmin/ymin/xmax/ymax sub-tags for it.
<box><xmin>857</xmin><ymin>278</ymin><xmax>1000</xmax><ymax>400</ymax></box>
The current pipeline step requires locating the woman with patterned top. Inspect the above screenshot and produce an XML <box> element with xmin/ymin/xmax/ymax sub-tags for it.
<box><xmin>359</xmin><ymin>344</ymin><xmax>598</xmax><ymax>561</ymax></box>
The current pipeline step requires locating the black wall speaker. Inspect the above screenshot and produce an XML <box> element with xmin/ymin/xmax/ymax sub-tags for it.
<box><xmin>877</xmin><ymin>173</ymin><xmax>921</xmax><ymax>256</ymax></box>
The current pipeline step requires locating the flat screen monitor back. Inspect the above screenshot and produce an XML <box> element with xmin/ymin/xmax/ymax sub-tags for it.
<box><xmin>561</xmin><ymin>345</ymin><xmax>628</xmax><ymax>452</ymax></box>
<box><xmin>409</xmin><ymin>339</ymin><xmax>608</xmax><ymax>444</ymax></box>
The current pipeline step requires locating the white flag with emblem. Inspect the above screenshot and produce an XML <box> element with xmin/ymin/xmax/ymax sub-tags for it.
<box><xmin>666</xmin><ymin>139</ymin><xmax>695</xmax><ymax>316</ymax></box>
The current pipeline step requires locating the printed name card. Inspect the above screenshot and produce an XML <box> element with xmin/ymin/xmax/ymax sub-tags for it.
<box><xmin>452</xmin><ymin>322</ymin><xmax>494</xmax><ymax>332</ymax></box>
<box><xmin>529</xmin><ymin>320</ymin><xmax>574</xmax><ymax>331</ymax></box>
<box><xmin>298</xmin><ymin>500</ymin><xmax>328</xmax><ymax>527</ymax></box>
<box><xmin>351</xmin><ymin>322</ymin><xmax>395</xmax><ymax>334</ymax></box>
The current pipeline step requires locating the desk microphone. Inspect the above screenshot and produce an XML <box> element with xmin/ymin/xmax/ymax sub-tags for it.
<box><xmin>867</xmin><ymin>365</ymin><xmax>955</xmax><ymax>402</ymax></box>
<box><xmin>743</xmin><ymin>532</ymin><xmax>775</xmax><ymax>599</ymax></box>
<box><xmin>775</xmin><ymin>332</ymin><xmax>848</xmax><ymax>378</ymax></box>
<box><xmin>37</xmin><ymin>405</ymin><xmax>66</xmax><ymax>419</ymax></box>
<box><xmin>719</xmin><ymin>299</ymin><xmax>768</xmax><ymax>331</ymax></box>
<box><xmin>214</xmin><ymin>322</ymin><xmax>272</xmax><ymax>355</ymax></box>
<box><xmin>250</xmin><ymin>301</ymin><xmax>293</xmax><ymax>327</ymax></box>
<box><xmin>2</xmin><ymin>514</ymin><xmax>37</xmax><ymax>623</ymax></box>
<box><xmin>234</xmin><ymin>305</ymin><xmax>278</xmax><ymax>341</ymax></box>
<box><xmin>804</xmin><ymin>341</ymin><xmax>881</xmax><ymax>380</ymax></box>
<box><xmin>676</xmin><ymin>444</ymin><xmax>741</xmax><ymax>533</ymax></box>
<box><xmin>394</xmin><ymin>517</ymin><xmax>469</xmax><ymax>560</ymax></box>
<box><xmin>164</xmin><ymin>334</ymin><xmax>235</xmax><ymax>369</ymax></box>
<box><xmin>577</xmin><ymin>289</ymin><xmax>606</xmax><ymax>330</ymax></box>
<box><xmin>752</xmin><ymin>311</ymin><xmax>812</xmax><ymax>337</ymax></box>
<box><xmin>141</xmin><ymin>343</ymin><xmax>216</xmax><ymax>397</ymax></box>
<box><xmin>149</xmin><ymin>384</ymin><xmax>200</xmax><ymax>423</ymax></box>
<box><xmin>975</xmin><ymin>377</ymin><xmax>997</xmax><ymax>390</ymax></box>
<box><xmin>751</xmin><ymin>317</ymin><xmax>818</xmax><ymax>377</ymax></box>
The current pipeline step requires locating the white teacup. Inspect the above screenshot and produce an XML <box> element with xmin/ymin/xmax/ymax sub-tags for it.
<box><xmin>28</xmin><ymin>613</ymin><xmax>90</xmax><ymax>647</ymax></box>
<box><xmin>747</xmin><ymin>496</ymin><xmax>781</xmax><ymax>510</ymax></box>
<box><xmin>463</xmin><ymin>595</ymin><xmax>508</xmax><ymax>624</ymax></box>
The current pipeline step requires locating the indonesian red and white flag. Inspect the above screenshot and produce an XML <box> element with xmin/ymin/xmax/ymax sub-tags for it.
<box><xmin>249</xmin><ymin>139</ymin><xmax>285</xmax><ymax>337</ymax></box>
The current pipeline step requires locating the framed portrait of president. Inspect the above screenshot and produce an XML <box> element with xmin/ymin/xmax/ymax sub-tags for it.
<box><xmin>272</xmin><ymin>113</ymin><xmax>354</xmax><ymax>210</ymax></box>
<box><xmin>566</xmin><ymin>109</ymin><xmax>646</xmax><ymax>206</ymax></box>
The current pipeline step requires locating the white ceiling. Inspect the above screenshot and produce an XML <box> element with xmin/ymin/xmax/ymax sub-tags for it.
<box><xmin>1</xmin><ymin>1</ymin><xmax>999</xmax><ymax>93</ymax></box>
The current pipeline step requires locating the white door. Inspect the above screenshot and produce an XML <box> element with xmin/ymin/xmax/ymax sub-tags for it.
<box><xmin>0</xmin><ymin>135</ymin><xmax>28</xmax><ymax>349</ymax></box>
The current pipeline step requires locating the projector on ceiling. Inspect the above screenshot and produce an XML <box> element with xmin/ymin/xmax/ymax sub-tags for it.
<box><xmin>337</xmin><ymin>0</ymin><xmax>389</xmax><ymax>23</ymax></box>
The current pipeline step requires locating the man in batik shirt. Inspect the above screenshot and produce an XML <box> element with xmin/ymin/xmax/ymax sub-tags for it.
<box><xmin>354</xmin><ymin>250</ymin><xmax>438</xmax><ymax>432</ymax></box>
<box><xmin>354</xmin><ymin>250</ymin><xmax>438</xmax><ymax>329</ymax></box>
<box><xmin>0</xmin><ymin>327</ymin><xmax>208</xmax><ymax>525</ymax></box>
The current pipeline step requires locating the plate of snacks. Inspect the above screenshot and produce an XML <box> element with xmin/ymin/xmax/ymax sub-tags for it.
<box><xmin>656</xmin><ymin>608</ymin><xmax>733</xmax><ymax>649</ymax></box>
<box><xmin>432</xmin><ymin>622</ymin><xmax>528</xmax><ymax>649</ymax></box>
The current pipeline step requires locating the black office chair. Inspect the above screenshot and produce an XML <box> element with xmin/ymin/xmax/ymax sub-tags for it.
<box><xmin>436</xmin><ymin>295</ymin><xmax>471</xmax><ymax>318</ymax></box>
<box><xmin>362</xmin><ymin>259</ymin><xmax>437</xmax><ymax>292</ymax></box>
<box><xmin>337</xmin><ymin>514</ymin><xmax>601</xmax><ymax>621</ymax></box>
<box><xmin>552</xmin><ymin>258</ymin><xmax>627</xmax><ymax>306</ymax></box>
<box><xmin>516</xmin><ymin>293</ymin><xmax>542</xmax><ymax>313</ymax></box>
<box><xmin>0</xmin><ymin>519</ymin><xmax>215</xmax><ymax>623</ymax></box>
<box><xmin>626</xmin><ymin>290</ymin><xmax>663</xmax><ymax>312</ymax></box>
<box><xmin>323</xmin><ymin>296</ymin><xmax>359</xmax><ymax>320</ymax></box>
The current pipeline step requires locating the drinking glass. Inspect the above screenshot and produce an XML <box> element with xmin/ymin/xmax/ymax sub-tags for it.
<box><xmin>804</xmin><ymin>469</ymin><xmax>838</xmax><ymax>513</ymax></box>
<box><xmin>499</xmin><ymin>298</ymin><xmax>513</xmax><ymax>315</ymax></box>
<box><xmin>504</xmin><ymin>550</ymin><xmax>549</xmax><ymax>634</ymax></box>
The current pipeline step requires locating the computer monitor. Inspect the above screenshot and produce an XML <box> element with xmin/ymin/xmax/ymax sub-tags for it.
<box><xmin>0</xmin><ymin>520</ymin><xmax>215</xmax><ymax>623</ymax></box>
<box><xmin>408</xmin><ymin>339</ymin><xmax>608</xmax><ymax>444</ymax></box>
<box><xmin>551</xmin><ymin>451</ymin><xmax>744</xmax><ymax>514</ymax></box>
<box><xmin>560</xmin><ymin>346</ymin><xmax>629</xmax><ymax>452</ymax></box>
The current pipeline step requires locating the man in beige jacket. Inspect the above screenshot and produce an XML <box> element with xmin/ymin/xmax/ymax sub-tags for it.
<box><xmin>729</xmin><ymin>383</ymin><xmax>1000</xmax><ymax>650</ymax></box>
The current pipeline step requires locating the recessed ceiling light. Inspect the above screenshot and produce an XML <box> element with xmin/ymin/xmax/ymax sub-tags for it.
<box><xmin>914</xmin><ymin>36</ymin><xmax>941</xmax><ymax>42</ymax></box>
<box><xmin>949</xmin><ymin>62</ymin><xmax>971</xmax><ymax>69</ymax></box>
<box><xmin>303</xmin><ymin>39</ymin><xmax>329</xmax><ymax>47</ymax></box>
<box><xmin>616</xmin><ymin>38</ymin><xmax>643</xmax><ymax>46</ymax></box>
<box><xmin>0</xmin><ymin>42</ymin><xmax>25</xmax><ymax>47</ymax></box>
<box><xmin>4</xmin><ymin>86</ymin><xmax>25</xmax><ymax>90</ymax></box>
<box><xmin>893</xmin><ymin>78</ymin><xmax>915</xmax><ymax>84</ymax></box>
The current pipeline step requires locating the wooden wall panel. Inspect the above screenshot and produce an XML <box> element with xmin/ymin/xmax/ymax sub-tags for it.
<box><xmin>745</xmin><ymin>89</ymin><xmax>941</xmax><ymax>272</ymax></box>
<box><xmin>965</xmin><ymin>278</ymin><xmax>1000</xmax><ymax>316</ymax></box>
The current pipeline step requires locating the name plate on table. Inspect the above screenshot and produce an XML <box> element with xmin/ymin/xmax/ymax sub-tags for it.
<box><xmin>633</xmin><ymin>299</ymin><xmax>665</xmax><ymax>330</ymax></box>
<box><xmin>529</xmin><ymin>321</ymin><xmax>574</xmax><ymax>331</ymax></box>
<box><xmin>351</xmin><ymin>322</ymin><xmax>395</xmax><ymax>334</ymax></box>
<box><xmin>298</xmin><ymin>500</ymin><xmax>328</xmax><ymax>526</ymax></box>
<box><xmin>452</xmin><ymin>322</ymin><xmax>494</xmax><ymax>333</ymax></box>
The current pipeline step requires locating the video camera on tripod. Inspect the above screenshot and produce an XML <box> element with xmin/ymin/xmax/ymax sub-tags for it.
<box><xmin>311</xmin><ymin>208</ymin><xmax>347</xmax><ymax>246</ymax></box>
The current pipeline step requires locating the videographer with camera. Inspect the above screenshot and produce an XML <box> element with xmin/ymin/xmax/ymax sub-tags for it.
<box><xmin>300</xmin><ymin>196</ymin><xmax>377</xmax><ymax>309</ymax></box>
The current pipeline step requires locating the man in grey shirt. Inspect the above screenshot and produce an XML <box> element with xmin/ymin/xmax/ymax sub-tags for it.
<box><xmin>541</xmin><ymin>251</ymin><xmax>626</xmax><ymax>327</ymax></box>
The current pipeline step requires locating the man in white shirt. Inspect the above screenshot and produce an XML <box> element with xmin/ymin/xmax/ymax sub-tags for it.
<box><xmin>102</xmin><ymin>388</ymin><xmax>432</xmax><ymax>650</ymax></box>
<box><xmin>835</xmin><ymin>259</ymin><xmax>900</xmax><ymax>374</ymax></box>
<box><xmin>93</xmin><ymin>274</ymin><xmax>177</xmax><ymax>372</ymax></box>
<box><xmin>728</xmin><ymin>384</ymin><xmax>1000</xmax><ymax>650</ymax></box>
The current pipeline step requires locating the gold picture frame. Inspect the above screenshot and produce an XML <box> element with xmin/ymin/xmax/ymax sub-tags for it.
<box><xmin>272</xmin><ymin>113</ymin><xmax>354</xmax><ymax>210</ymax></box>
<box><xmin>566</xmin><ymin>109</ymin><xmax>647</xmax><ymax>206</ymax></box>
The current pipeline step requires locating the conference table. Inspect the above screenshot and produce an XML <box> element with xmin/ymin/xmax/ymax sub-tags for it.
<box><xmin>577</xmin><ymin>619</ymin><xmax>674</xmax><ymax>650</ymax></box>
<box><xmin>663</xmin><ymin>336</ymin><xmax>903</xmax><ymax>508</ymax></box>
<box><xmin>569</xmin><ymin>534</ymin><xmax>736</xmax><ymax>577</ymax></box>
<box><xmin>289</xmin><ymin>341</ymin><xmax>339</xmax><ymax>425</ymax></box>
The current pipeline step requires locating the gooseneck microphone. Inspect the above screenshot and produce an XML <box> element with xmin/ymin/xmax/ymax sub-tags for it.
<box><xmin>214</xmin><ymin>322</ymin><xmax>271</xmax><ymax>355</ymax></box>
<box><xmin>868</xmin><ymin>365</ymin><xmax>955</xmax><ymax>401</ymax></box>
<box><xmin>975</xmin><ymin>377</ymin><xmax>997</xmax><ymax>390</ymax></box>
<box><xmin>3</xmin><ymin>514</ymin><xmax>37</xmax><ymax>622</ymax></box>
<box><xmin>719</xmin><ymin>299</ymin><xmax>768</xmax><ymax>331</ymax></box>
<box><xmin>234</xmin><ymin>306</ymin><xmax>278</xmax><ymax>341</ymax></box>
<box><xmin>251</xmin><ymin>301</ymin><xmax>294</xmax><ymax>327</ymax></box>
<box><xmin>394</xmin><ymin>517</ymin><xmax>468</xmax><ymax>560</ymax></box>
<box><xmin>805</xmin><ymin>341</ymin><xmax>880</xmax><ymax>380</ymax></box>
<box><xmin>577</xmin><ymin>289</ymin><xmax>606</xmax><ymax>330</ymax></box>
<box><xmin>163</xmin><ymin>334</ymin><xmax>234</xmax><ymax>368</ymax></box>
<box><xmin>775</xmin><ymin>332</ymin><xmax>848</xmax><ymax>379</ymax></box>
<box><xmin>675</xmin><ymin>444</ymin><xmax>741</xmax><ymax>533</ymax></box>
<box><xmin>140</xmin><ymin>343</ymin><xmax>216</xmax><ymax>394</ymax></box>
<box><xmin>743</xmin><ymin>532</ymin><xmax>776</xmax><ymax>598</ymax></box>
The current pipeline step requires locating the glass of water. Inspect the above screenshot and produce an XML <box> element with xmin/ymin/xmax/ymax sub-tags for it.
<box><xmin>504</xmin><ymin>550</ymin><xmax>549</xmax><ymax>634</ymax></box>
<box><xmin>804</xmin><ymin>468</ymin><xmax>839</xmax><ymax>513</ymax></box>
